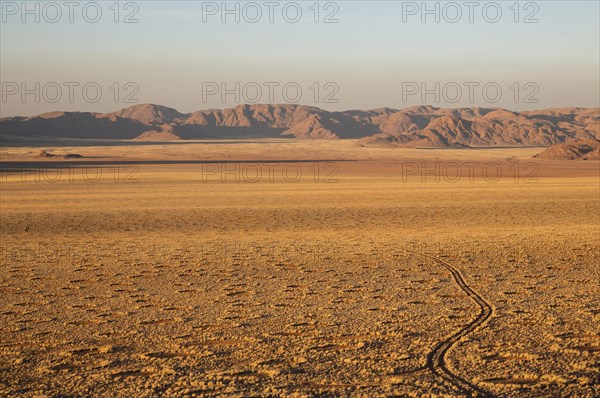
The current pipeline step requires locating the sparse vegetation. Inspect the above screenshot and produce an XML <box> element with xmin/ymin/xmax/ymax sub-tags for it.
<box><xmin>1</xmin><ymin>142</ymin><xmax>598</xmax><ymax>397</ymax></box>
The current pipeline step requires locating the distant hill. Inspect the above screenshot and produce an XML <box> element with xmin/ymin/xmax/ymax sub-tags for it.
<box><xmin>110</xmin><ymin>104</ymin><xmax>187</xmax><ymax>125</ymax></box>
<box><xmin>534</xmin><ymin>139</ymin><xmax>600</xmax><ymax>160</ymax></box>
<box><xmin>1</xmin><ymin>104</ymin><xmax>598</xmax><ymax>147</ymax></box>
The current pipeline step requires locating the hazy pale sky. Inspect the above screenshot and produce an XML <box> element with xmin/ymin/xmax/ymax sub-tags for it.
<box><xmin>1</xmin><ymin>1</ymin><xmax>599</xmax><ymax>116</ymax></box>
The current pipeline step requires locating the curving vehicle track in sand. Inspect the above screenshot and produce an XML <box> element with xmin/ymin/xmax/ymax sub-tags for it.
<box><xmin>406</xmin><ymin>250</ymin><xmax>495</xmax><ymax>397</ymax></box>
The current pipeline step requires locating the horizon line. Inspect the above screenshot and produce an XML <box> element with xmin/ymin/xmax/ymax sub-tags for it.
<box><xmin>3</xmin><ymin>103</ymin><xmax>600</xmax><ymax>119</ymax></box>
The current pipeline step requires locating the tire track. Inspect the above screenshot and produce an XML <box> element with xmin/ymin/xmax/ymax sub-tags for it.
<box><xmin>406</xmin><ymin>250</ymin><xmax>495</xmax><ymax>397</ymax></box>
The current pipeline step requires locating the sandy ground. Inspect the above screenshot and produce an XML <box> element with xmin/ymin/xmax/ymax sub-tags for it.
<box><xmin>1</xmin><ymin>140</ymin><xmax>599</xmax><ymax>397</ymax></box>
<box><xmin>0</xmin><ymin>139</ymin><xmax>554</xmax><ymax>164</ymax></box>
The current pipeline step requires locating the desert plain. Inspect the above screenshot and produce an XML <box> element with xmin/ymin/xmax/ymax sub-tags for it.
<box><xmin>0</xmin><ymin>139</ymin><xmax>599</xmax><ymax>397</ymax></box>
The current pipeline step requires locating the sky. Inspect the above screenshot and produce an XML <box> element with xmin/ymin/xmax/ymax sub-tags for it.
<box><xmin>1</xmin><ymin>0</ymin><xmax>599</xmax><ymax>116</ymax></box>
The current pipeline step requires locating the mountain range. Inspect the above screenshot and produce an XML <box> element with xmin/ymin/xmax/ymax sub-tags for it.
<box><xmin>1</xmin><ymin>104</ymin><xmax>598</xmax><ymax>148</ymax></box>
